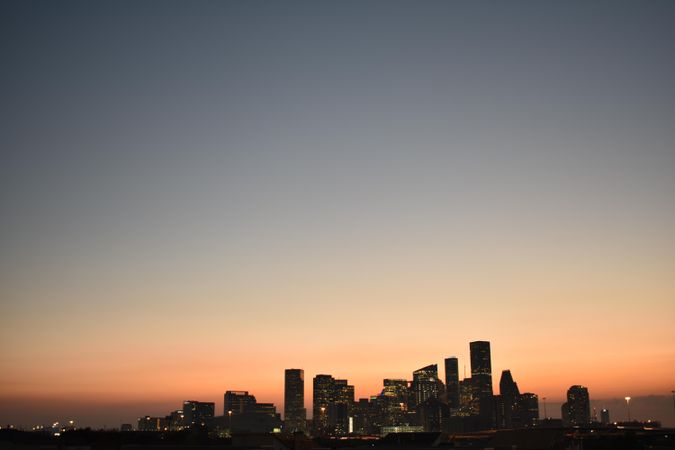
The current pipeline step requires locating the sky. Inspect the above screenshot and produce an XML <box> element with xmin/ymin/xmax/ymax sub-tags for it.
<box><xmin>1</xmin><ymin>0</ymin><xmax>674</xmax><ymax>428</ymax></box>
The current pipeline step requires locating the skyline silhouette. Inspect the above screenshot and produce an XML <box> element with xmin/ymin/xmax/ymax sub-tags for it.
<box><xmin>2</xmin><ymin>342</ymin><xmax>673</xmax><ymax>429</ymax></box>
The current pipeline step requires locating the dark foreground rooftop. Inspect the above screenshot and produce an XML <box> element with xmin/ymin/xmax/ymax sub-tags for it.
<box><xmin>1</xmin><ymin>428</ymin><xmax>674</xmax><ymax>450</ymax></box>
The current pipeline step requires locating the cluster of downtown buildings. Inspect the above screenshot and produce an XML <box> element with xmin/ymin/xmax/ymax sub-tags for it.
<box><xmin>135</xmin><ymin>341</ymin><xmax>603</xmax><ymax>436</ymax></box>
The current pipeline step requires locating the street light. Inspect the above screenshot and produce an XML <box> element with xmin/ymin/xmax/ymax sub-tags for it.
<box><xmin>624</xmin><ymin>397</ymin><xmax>631</xmax><ymax>422</ymax></box>
<box><xmin>542</xmin><ymin>397</ymin><xmax>547</xmax><ymax>419</ymax></box>
<box><xmin>228</xmin><ymin>410</ymin><xmax>232</xmax><ymax>433</ymax></box>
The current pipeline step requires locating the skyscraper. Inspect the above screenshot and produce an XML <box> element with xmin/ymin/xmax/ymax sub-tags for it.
<box><xmin>469</xmin><ymin>341</ymin><xmax>494</xmax><ymax>428</ymax></box>
<box><xmin>313</xmin><ymin>374</ymin><xmax>334</xmax><ymax>435</ymax></box>
<box><xmin>444</xmin><ymin>357</ymin><xmax>460</xmax><ymax>410</ymax></box>
<box><xmin>381</xmin><ymin>379</ymin><xmax>409</xmax><ymax>427</ymax></box>
<box><xmin>519</xmin><ymin>393</ymin><xmax>539</xmax><ymax>428</ymax></box>
<box><xmin>412</xmin><ymin>364</ymin><xmax>439</xmax><ymax>407</ymax></box>
<box><xmin>498</xmin><ymin>370</ymin><xmax>520</xmax><ymax>428</ymax></box>
<box><xmin>458</xmin><ymin>378</ymin><xmax>479</xmax><ymax>416</ymax></box>
<box><xmin>561</xmin><ymin>385</ymin><xmax>591</xmax><ymax>426</ymax></box>
<box><xmin>331</xmin><ymin>379</ymin><xmax>354</xmax><ymax>435</ymax></box>
<box><xmin>284</xmin><ymin>369</ymin><xmax>306</xmax><ymax>433</ymax></box>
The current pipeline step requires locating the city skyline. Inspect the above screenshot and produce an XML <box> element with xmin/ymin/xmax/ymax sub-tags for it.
<box><xmin>1</xmin><ymin>342</ymin><xmax>673</xmax><ymax>429</ymax></box>
<box><xmin>2</xmin><ymin>0</ymin><xmax>674</xmax><ymax>433</ymax></box>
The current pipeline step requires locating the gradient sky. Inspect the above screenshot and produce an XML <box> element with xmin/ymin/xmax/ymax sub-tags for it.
<box><xmin>1</xmin><ymin>1</ymin><xmax>674</xmax><ymax>428</ymax></box>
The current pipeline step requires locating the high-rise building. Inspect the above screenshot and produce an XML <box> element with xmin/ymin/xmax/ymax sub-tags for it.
<box><xmin>417</xmin><ymin>397</ymin><xmax>449</xmax><ymax>432</ymax></box>
<box><xmin>498</xmin><ymin>370</ymin><xmax>520</xmax><ymax>428</ymax></box>
<box><xmin>600</xmin><ymin>408</ymin><xmax>610</xmax><ymax>425</ymax></box>
<box><xmin>412</xmin><ymin>364</ymin><xmax>439</xmax><ymax>407</ymax></box>
<box><xmin>313</xmin><ymin>374</ymin><xmax>334</xmax><ymax>435</ymax></box>
<box><xmin>352</xmin><ymin>398</ymin><xmax>372</xmax><ymax>435</ymax></box>
<box><xmin>458</xmin><ymin>378</ymin><xmax>479</xmax><ymax>416</ymax></box>
<box><xmin>284</xmin><ymin>369</ymin><xmax>306</xmax><ymax>433</ymax></box>
<box><xmin>331</xmin><ymin>379</ymin><xmax>354</xmax><ymax>435</ymax></box>
<box><xmin>561</xmin><ymin>385</ymin><xmax>590</xmax><ymax>426</ymax></box>
<box><xmin>183</xmin><ymin>400</ymin><xmax>215</xmax><ymax>427</ymax></box>
<box><xmin>469</xmin><ymin>341</ymin><xmax>494</xmax><ymax>428</ymax></box>
<box><xmin>224</xmin><ymin>391</ymin><xmax>256</xmax><ymax>415</ymax></box>
<box><xmin>381</xmin><ymin>379</ymin><xmax>408</xmax><ymax>427</ymax></box>
<box><xmin>444</xmin><ymin>357</ymin><xmax>460</xmax><ymax>410</ymax></box>
<box><xmin>519</xmin><ymin>393</ymin><xmax>539</xmax><ymax>428</ymax></box>
<box><xmin>311</xmin><ymin>374</ymin><xmax>354</xmax><ymax>436</ymax></box>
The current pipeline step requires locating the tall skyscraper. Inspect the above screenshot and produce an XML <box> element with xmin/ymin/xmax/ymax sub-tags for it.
<box><xmin>561</xmin><ymin>385</ymin><xmax>591</xmax><ymax>426</ymax></box>
<box><xmin>444</xmin><ymin>357</ymin><xmax>460</xmax><ymax>409</ymax></box>
<box><xmin>412</xmin><ymin>364</ymin><xmax>439</xmax><ymax>407</ymax></box>
<box><xmin>313</xmin><ymin>374</ymin><xmax>335</xmax><ymax>435</ymax></box>
<box><xmin>284</xmin><ymin>369</ymin><xmax>306</xmax><ymax>433</ymax></box>
<box><xmin>469</xmin><ymin>341</ymin><xmax>494</xmax><ymax>428</ymax></box>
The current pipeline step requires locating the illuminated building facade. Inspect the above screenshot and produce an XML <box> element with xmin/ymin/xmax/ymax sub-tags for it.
<box><xmin>412</xmin><ymin>364</ymin><xmax>439</xmax><ymax>407</ymax></box>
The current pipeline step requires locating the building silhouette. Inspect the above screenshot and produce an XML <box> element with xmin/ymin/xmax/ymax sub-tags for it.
<box><xmin>313</xmin><ymin>374</ymin><xmax>334</xmax><ymax>435</ymax></box>
<box><xmin>284</xmin><ymin>369</ymin><xmax>306</xmax><ymax>433</ymax></box>
<box><xmin>224</xmin><ymin>391</ymin><xmax>256</xmax><ymax>415</ymax></box>
<box><xmin>412</xmin><ymin>364</ymin><xmax>440</xmax><ymax>407</ymax></box>
<box><xmin>444</xmin><ymin>357</ymin><xmax>460</xmax><ymax>410</ymax></box>
<box><xmin>519</xmin><ymin>393</ymin><xmax>539</xmax><ymax>428</ymax></box>
<box><xmin>137</xmin><ymin>416</ymin><xmax>167</xmax><ymax>432</ymax></box>
<box><xmin>331</xmin><ymin>379</ymin><xmax>354</xmax><ymax>434</ymax></box>
<box><xmin>470</xmin><ymin>341</ymin><xmax>494</xmax><ymax>428</ymax></box>
<box><xmin>497</xmin><ymin>370</ymin><xmax>520</xmax><ymax>428</ymax></box>
<box><xmin>458</xmin><ymin>377</ymin><xmax>479</xmax><ymax>417</ymax></box>
<box><xmin>183</xmin><ymin>400</ymin><xmax>215</xmax><ymax>428</ymax></box>
<box><xmin>561</xmin><ymin>385</ymin><xmax>591</xmax><ymax>426</ymax></box>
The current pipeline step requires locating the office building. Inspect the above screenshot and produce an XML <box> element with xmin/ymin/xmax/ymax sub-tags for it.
<box><xmin>284</xmin><ymin>369</ymin><xmax>306</xmax><ymax>433</ymax></box>
<box><xmin>137</xmin><ymin>416</ymin><xmax>167</xmax><ymax>432</ymax></box>
<box><xmin>224</xmin><ymin>391</ymin><xmax>256</xmax><ymax>415</ymax></box>
<box><xmin>498</xmin><ymin>370</ymin><xmax>520</xmax><ymax>428</ymax></box>
<box><xmin>381</xmin><ymin>379</ymin><xmax>409</xmax><ymax>427</ymax></box>
<box><xmin>561</xmin><ymin>385</ymin><xmax>591</xmax><ymax>426</ymax></box>
<box><xmin>412</xmin><ymin>364</ymin><xmax>440</xmax><ymax>407</ymax></box>
<box><xmin>331</xmin><ymin>379</ymin><xmax>354</xmax><ymax>435</ymax></box>
<box><xmin>313</xmin><ymin>374</ymin><xmax>334</xmax><ymax>435</ymax></box>
<box><xmin>519</xmin><ymin>393</ymin><xmax>539</xmax><ymax>428</ymax></box>
<box><xmin>470</xmin><ymin>341</ymin><xmax>494</xmax><ymax>427</ymax></box>
<box><xmin>444</xmin><ymin>357</ymin><xmax>460</xmax><ymax>409</ymax></box>
<box><xmin>183</xmin><ymin>400</ymin><xmax>215</xmax><ymax>427</ymax></box>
